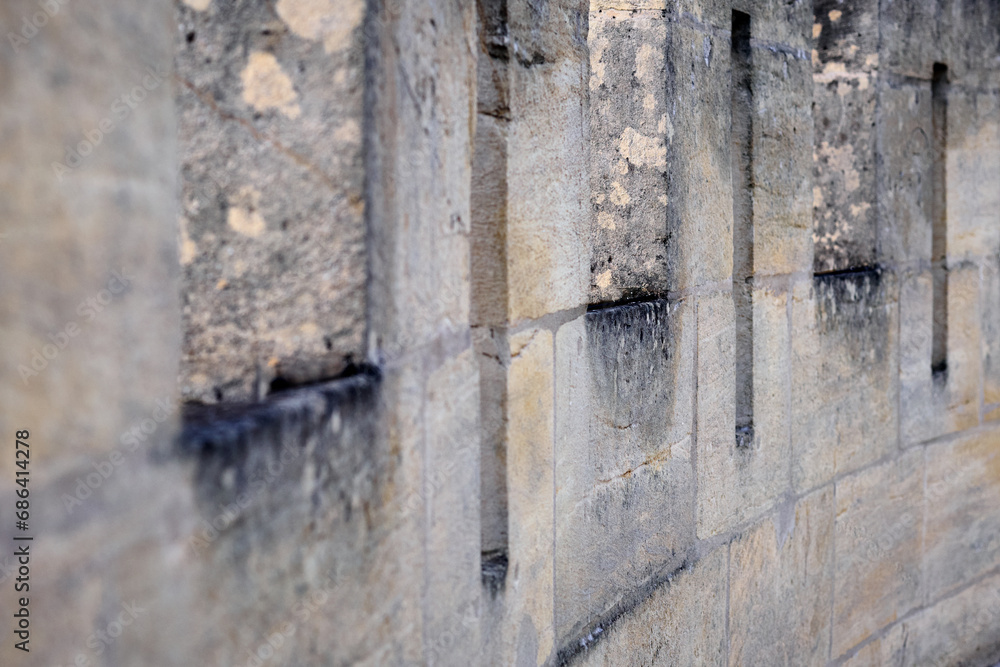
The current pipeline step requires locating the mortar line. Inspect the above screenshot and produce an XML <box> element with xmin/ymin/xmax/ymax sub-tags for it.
<box><xmin>691</xmin><ymin>295</ymin><xmax>701</xmax><ymax>553</ymax></box>
<box><xmin>827</xmin><ymin>561</ymin><xmax>1000</xmax><ymax>665</ymax></box>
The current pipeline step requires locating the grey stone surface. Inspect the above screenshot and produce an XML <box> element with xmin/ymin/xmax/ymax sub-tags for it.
<box><xmin>176</xmin><ymin>0</ymin><xmax>368</xmax><ymax>403</ymax></box>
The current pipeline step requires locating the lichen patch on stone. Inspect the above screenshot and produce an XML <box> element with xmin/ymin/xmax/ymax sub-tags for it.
<box><xmin>240</xmin><ymin>51</ymin><xmax>301</xmax><ymax>119</ymax></box>
<box><xmin>275</xmin><ymin>0</ymin><xmax>364</xmax><ymax>54</ymax></box>
<box><xmin>227</xmin><ymin>186</ymin><xmax>267</xmax><ymax>238</ymax></box>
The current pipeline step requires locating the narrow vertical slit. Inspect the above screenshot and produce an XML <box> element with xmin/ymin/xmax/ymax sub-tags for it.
<box><xmin>474</xmin><ymin>0</ymin><xmax>510</xmax><ymax>593</ymax></box>
<box><xmin>931</xmin><ymin>62</ymin><xmax>948</xmax><ymax>377</ymax></box>
<box><xmin>731</xmin><ymin>10</ymin><xmax>754</xmax><ymax>448</ymax></box>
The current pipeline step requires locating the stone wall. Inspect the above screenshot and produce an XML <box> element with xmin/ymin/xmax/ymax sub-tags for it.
<box><xmin>0</xmin><ymin>0</ymin><xmax>998</xmax><ymax>666</ymax></box>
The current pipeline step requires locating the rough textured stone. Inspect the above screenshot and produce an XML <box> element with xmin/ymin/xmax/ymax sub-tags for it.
<box><xmin>791</xmin><ymin>270</ymin><xmax>898</xmax><ymax>491</ymax></box>
<box><xmin>833</xmin><ymin>449</ymin><xmax>923</xmax><ymax>658</ymax></box>
<box><xmin>506</xmin><ymin>0</ymin><xmax>590</xmax><ymax>322</ymax></box>
<box><xmin>0</xmin><ymin>0</ymin><xmax>180</xmax><ymax>475</ymax></box>
<box><xmin>566</xmin><ymin>548</ymin><xmax>728</xmax><ymax>667</ymax></box>
<box><xmin>666</xmin><ymin>23</ymin><xmax>734</xmax><ymax>293</ymax></box>
<box><xmin>500</xmin><ymin>327</ymin><xmax>556</xmax><ymax>666</ymax></box>
<box><xmin>899</xmin><ymin>265</ymin><xmax>981</xmax><ymax>445</ymax></box>
<box><xmin>924</xmin><ymin>427</ymin><xmax>1000</xmax><ymax>601</ymax></box>
<box><xmin>175</xmin><ymin>0</ymin><xmax>368</xmax><ymax>402</ymax></box>
<box><xmin>877</xmin><ymin>79</ymin><xmax>933</xmax><ymax>265</ymax></box>
<box><xmin>896</xmin><ymin>570</ymin><xmax>1000</xmax><ymax>667</ymax></box>
<box><xmin>589</xmin><ymin>11</ymin><xmax>669</xmax><ymax>302</ymax></box>
<box><xmin>729</xmin><ymin>487</ymin><xmax>833</xmax><ymax>667</ymax></box>
<box><xmin>698</xmin><ymin>286</ymin><xmax>790</xmax><ymax>537</ymax></box>
<box><xmin>747</xmin><ymin>47</ymin><xmax>814</xmax><ymax>277</ymax></box>
<box><xmin>555</xmin><ymin>301</ymin><xmax>695</xmax><ymax>642</ymax></box>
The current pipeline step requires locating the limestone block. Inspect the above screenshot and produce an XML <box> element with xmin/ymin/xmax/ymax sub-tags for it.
<box><xmin>791</xmin><ymin>270</ymin><xmax>897</xmax><ymax>492</ymax></box>
<box><xmin>176</xmin><ymin>0</ymin><xmax>368</xmax><ymax>401</ymax></box>
<box><xmin>567</xmin><ymin>548</ymin><xmax>728</xmax><ymax>667</ymax></box>
<box><xmin>729</xmin><ymin>487</ymin><xmax>834</xmax><ymax>666</ymax></box>
<box><xmin>698</xmin><ymin>285</ymin><xmax>790</xmax><ymax>537</ymax></box>
<box><xmin>899</xmin><ymin>265</ymin><xmax>980</xmax><ymax>445</ymax></box>
<box><xmin>877</xmin><ymin>80</ymin><xmax>933</xmax><ymax>265</ymax></box>
<box><xmin>555</xmin><ymin>301</ymin><xmax>696</xmax><ymax>641</ymax></box>
<box><xmin>832</xmin><ymin>449</ymin><xmax>923</xmax><ymax>657</ymax></box>
<box><xmin>750</xmin><ymin>49</ymin><xmax>814</xmax><ymax>277</ymax></box>
<box><xmin>505</xmin><ymin>327</ymin><xmax>556</xmax><ymax>665</ymax></box>
<box><xmin>666</xmin><ymin>24</ymin><xmax>734</xmax><ymax>292</ymax></box>
<box><xmin>424</xmin><ymin>349</ymin><xmax>482</xmax><ymax>662</ymax></box>
<box><xmin>506</xmin><ymin>0</ymin><xmax>590</xmax><ymax>322</ymax></box>
<box><xmin>947</xmin><ymin>89</ymin><xmax>1000</xmax><ymax>262</ymax></box>
<box><xmin>896</xmin><ymin>570</ymin><xmax>1000</xmax><ymax>667</ymax></box>
<box><xmin>812</xmin><ymin>77</ymin><xmax>878</xmax><ymax>272</ymax></box>
<box><xmin>924</xmin><ymin>427</ymin><xmax>1000</xmax><ymax>601</ymax></box>
<box><xmin>589</xmin><ymin>12</ymin><xmax>669</xmax><ymax>302</ymax></box>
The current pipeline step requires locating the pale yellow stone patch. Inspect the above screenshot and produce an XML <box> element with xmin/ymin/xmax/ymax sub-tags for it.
<box><xmin>643</xmin><ymin>93</ymin><xmax>656</xmax><ymax>112</ymax></box>
<box><xmin>812</xmin><ymin>23</ymin><xmax>822</xmax><ymax>38</ymax></box>
<box><xmin>590</xmin><ymin>34</ymin><xmax>609</xmax><ymax>91</ymax></box>
<box><xmin>178</xmin><ymin>216</ymin><xmax>197</xmax><ymax>265</ymax></box>
<box><xmin>829</xmin><ymin>9</ymin><xmax>842</xmax><ymax>21</ymax></box>
<box><xmin>276</xmin><ymin>0</ymin><xmax>364</xmax><ymax>53</ymax></box>
<box><xmin>635</xmin><ymin>43</ymin><xmax>663</xmax><ymax>83</ymax></box>
<box><xmin>241</xmin><ymin>51</ymin><xmax>301</xmax><ymax>119</ymax></box>
<box><xmin>618</xmin><ymin>127</ymin><xmax>666</xmax><ymax>170</ymax></box>
<box><xmin>598</xmin><ymin>211</ymin><xmax>617</xmax><ymax>230</ymax></box>
<box><xmin>182</xmin><ymin>0</ymin><xmax>211</xmax><ymax>10</ymax></box>
<box><xmin>818</xmin><ymin>141</ymin><xmax>861</xmax><ymax>193</ymax></box>
<box><xmin>850</xmin><ymin>202</ymin><xmax>872</xmax><ymax>218</ymax></box>
<box><xmin>610</xmin><ymin>181</ymin><xmax>631</xmax><ymax>206</ymax></box>
<box><xmin>333</xmin><ymin>118</ymin><xmax>361</xmax><ymax>144</ymax></box>
<box><xmin>595</xmin><ymin>270</ymin><xmax>613</xmax><ymax>291</ymax></box>
<box><xmin>227</xmin><ymin>186</ymin><xmax>268</xmax><ymax>238</ymax></box>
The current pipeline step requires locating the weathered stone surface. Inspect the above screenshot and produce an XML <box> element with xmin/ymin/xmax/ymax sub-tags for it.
<box><xmin>791</xmin><ymin>270</ymin><xmax>897</xmax><ymax>491</ymax></box>
<box><xmin>0</xmin><ymin>0</ymin><xmax>180</xmax><ymax>474</ymax></box>
<box><xmin>555</xmin><ymin>301</ymin><xmax>695</xmax><ymax>642</ymax></box>
<box><xmin>983</xmin><ymin>256</ymin><xmax>1000</xmax><ymax>420</ymax></box>
<box><xmin>698</xmin><ymin>286</ymin><xmax>790</xmax><ymax>537</ymax></box>
<box><xmin>176</xmin><ymin>0</ymin><xmax>368</xmax><ymax>402</ymax></box>
<box><xmin>833</xmin><ymin>449</ymin><xmax>923</xmax><ymax>657</ymax></box>
<box><xmin>924</xmin><ymin>427</ymin><xmax>1000</xmax><ymax>601</ymax></box>
<box><xmin>839</xmin><ymin>623</ymin><xmax>907</xmax><ymax>667</ymax></box>
<box><xmin>502</xmin><ymin>327</ymin><xmax>556</xmax><ymax>665</ymax></box>
<box><xmin>899</xmin><ymin>265</ymin><xmax>980</xmax><ymax>445</ymax></box>
<box><xmin>947</xmin><ymin>88</ymin><xmax>1000</xmax><ymax>262</ymax></box>
<box><xmin>695</xmin><ymin>291</ymin><xmax>735</xmax><ymax>535</ymax></box>
<box><xmin>424</xmin><ymin>349</ymin><xmax>482</xmax><ymax>662</ymax></box>
<box><xmin>729</xmin><ymin>487</ymin><xmax>833</xmax><ymax>667</ymax></box>
<box><xmin>506</xmin><ymin>0</ymin><xmax>590</xmax><ymax>322</ymax></box>
<box><xmin>812</xmin><ymin>78</ymin><xmax>877</xmax><ymax>273</ymax></box>
<box><xmin>896</xmin><ymin>570</ymin><xmax>1000</xmax><ymax>667</ymax></box>
<box><xmin>666</xmin><ymin>23</ymin><xmax>734</xmax><ymax>292</ymax></box>
<box><xmin>589</xmin><ymin>12</ymin><xmax>669</xmax><ymax>302</ymax></box>
<box><xmin>566</xmin><ymin>547</ymin><xmax>728</xmax><ymax>667</ymax></box>
<box><xmin>877</xmin><ymin>79</ymin><xmax>933</xmax><ymax>265</ymax></box>
<box><xmin>748</xmin><ymin>48</ymin><xmax>814</xmax><ymax>277</ymax></box>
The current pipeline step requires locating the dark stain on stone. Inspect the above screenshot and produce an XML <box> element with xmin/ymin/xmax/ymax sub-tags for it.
<box><xmin>173</xmin><ymin>369</ymin><xmax>382</xmax><ymax>567</ymax></box>
<box><xmin>813</xmin><ymin>266</ymin><xmax>890</xmax><ymax>362</ymax></box>
<box><xmin>585</xmin><ymin>301</ymin><xmax>674</xmax><ymax>456</ymax></box>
